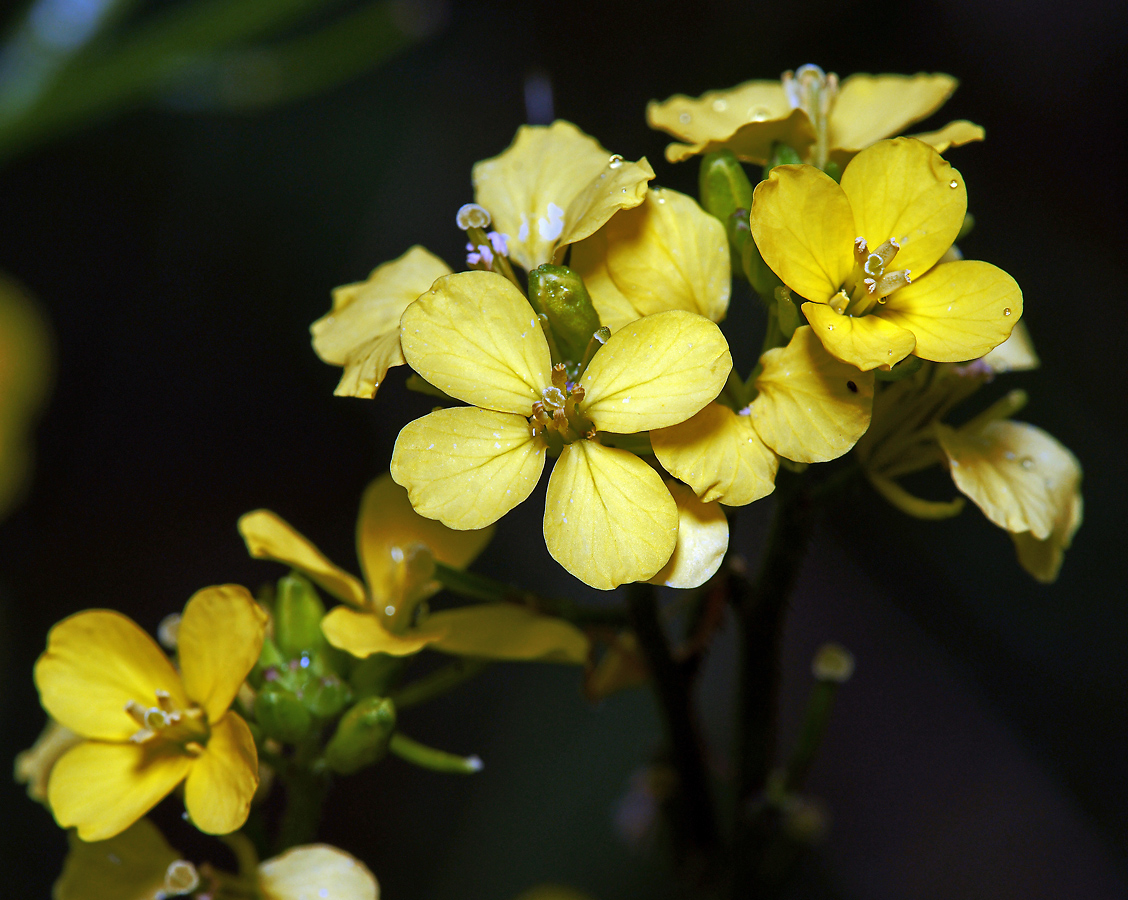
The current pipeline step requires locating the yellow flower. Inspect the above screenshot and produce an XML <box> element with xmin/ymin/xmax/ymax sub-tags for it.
<box><xmin>390</xmin><ymin>270</ymin><xmax>731</xmax><ymax>589</ymax></box>
<box><xmin>650</xmin><ymin>480</ymin><xmax>729</xmax><ymax>589</ymax></box>
<box><xmin>33</xmin><ymin>586</ymin><xmax>268</xmax><ymax>841</ymax></box>
<box><xmin>648</xmin><ymin>66</ymin><xmax>983</xmax><ymax>169</ymax></box>
<box><xmin>751</xmin><ymin>138</ymin><xmax>1021</xmax><ymax>371</ymax></box>
<box><xmin>652</xmin><ymin>326</ymin><xmax>873</xmax><ymax>506</ymax></box>
<box><xmin>240</xmin><ymin>473</ymin><xmax>589</xmax><ymax>663</ymax></box>
<box><xmin>14</xmin><ymin>719</ymin><xmax>82</xmax><ymax>803</ymax></box>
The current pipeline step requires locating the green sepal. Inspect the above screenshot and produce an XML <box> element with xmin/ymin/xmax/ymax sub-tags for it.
<box><xmin>775</xmin><ymin>287</ymin><xmax>801</xmax><ymax>340</ymax></box>
<box><xmin>254</xmin><ymin>682</ymin><xmax>314</xmax><ymax>744</ymax></box>
<box><xmin>527</xmin><ymin>264</ymin><xmax>602</xmax><ymax>364</ymax></box>
<box><xmin>822</xmin><ymin>160</ymin><xmax>843</xmax><ymax>183</ymax></box>
<box><xmin>763</xmin><ymin>141</ymin><xmax>802</xmax><ymax>177</ymax></box>
<box><xmin>324</xmin><ymin>697</ymin><xmax>397</xmax><ymax>775</ymax></box>
<box><xmin>301</xmin><ymin>673</ymin><xmax>353</xmax><ymax>719</ymax></box>
<box><xmin>274</xmin><ymin>572</ymin><xmax>326</xmax><ymax>658</ymax></box>
<box><xmin>742</xmin><ymin>236</ymin><xmax>782</xmax><ymax>299</ymax></box>
<box><xmin>699</xmin><ymin>150</ymin><xmax>755</xmax><ymax>273</ymax></box>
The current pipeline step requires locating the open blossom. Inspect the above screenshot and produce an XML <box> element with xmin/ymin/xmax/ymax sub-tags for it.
<box><xmin>33</xmin><ymin>586</ymin><xmax>267</xmax><ymax>840</ymax></box>
<box><xmin>751</xmin><ymin>137</ymin><xmax>1021</xmax><ymax>371</ymax></box>
<box><xmin>390</xmin><ymin>269</ymin><xmax>731</xmax><ymax>590</ymax></box>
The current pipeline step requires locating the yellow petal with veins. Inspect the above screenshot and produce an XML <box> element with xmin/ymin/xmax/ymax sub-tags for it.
<box><xmin>750</xmin><ymin>325</ymin><xmax>874</xmax><ymax>462</ymax></box>
<box><xmin>178</xmin><ymin>585</ymin><xmax>267</xmax><ymax>723</ymax></box>
<box><xmin>320</xmin><ymin>606</ymin><xmax>437</xmax><ymax>657</ymax></box>
<box><xmin>877</xmin><ymin>260</ymin><xmax>1021</xmax><ymax>362</ymax></box>
<box><xmin>750</xmin><ymin>166</ymin><xmax>855</xmax><ymax>304</ymax></box>
<box><xmin>909</xmin><ymin>119</ymin><xmax>985</xmax><ymax>153</ymax></box>
<box><xmin>543</xmin><ymin>441</ymin><xmax>677</xmax><ymax>590</ymax></box>
<box><xmin>417</xmin><ymin>605</ymin><xmax>590</xmax><ymax>664</ymax></box>
<box><xmin>53</xmin><ymin>819</ymin><xmax>180</xmax><ymax>900</ymax></box>
<box><xmin>651</xmin><ymin>402</ymin><xmax>778</xmax><ymax>506</ymax></box>
<box><xmin>663</xmin><ymin>108</ymin><xmax>815</xmax><ymax>165</ymax></box>
<box><xmin>258</xmin><ymin>845</ymin><xmax>379</xmax><ymax>900</ymax></box>
<box><xmin>839</xmin><ymin>138</ymin><xmax>965</xmax><ymax>278</ymax></box>
<box><xmin>183</xmin><ymin>713</ymin><xmax>257</xmax><ymax>835</ymax></box>
<box><xmin>581</xmin><ymin>310</ymin><xmax>731</xmax><ymax>433</ymax></box>
<box><xmin>828</xmin><ymin>73</ymin><xmax>958</xmax><ymax>151</ymax></box>
<box><xmin>1012</xmin><ymin>490</ymin><xmax>1082</xmax><ymax>584</ymax></box>
<box><xmin>390</xmin><ymin>407</ymin><xmax>545</xmax><ymax>530</ymax></box>
<box><xmin>35</xmin><ymin>611</ymin><xmax>188</xmax><ymax>742</ymax></box>
<box><xmin>572</xmin><ymin>187</ymin><xmax>730</xmax><ymax>331</ymax></box>
<box><xmin>650</xmin><ymin>481</ymin><xmax>729</xmax><ymax>589</ymax></box>
<box><xmin>48</xmin><ymin>741</ymin><xmax>193</xmax><ymax>841</ymax></box>
<box><xmin>647</xmin><ymin>79</ymin><xmax>792</xmax><ymax>145</ymax></box>
<box><xmin>400</xmin><ymin>271</ymin><xmax>550</xmax><ymax>414</ymax></box>
<box><xmin>311</xmin><ymin>246</ymin><xmax>451</xmax><ymax>398</ymax></box>
<box><xmin>803</xmin><ymin>302</ymin><xmax>916</xmax><ymax>371</ymax></box>
<box><xmin>238</xmin><ymin>510</ymin><xmax>367</xmax><ymax>607</ymax></box>
<box><xmin>472</xmin><ymin>121</ymin><xmax>653</xmax><ymax>271</ymax></box>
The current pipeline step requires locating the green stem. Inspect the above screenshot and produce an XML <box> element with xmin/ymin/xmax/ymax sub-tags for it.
<box><xmin>274</xmin><ymin>764</ymin><xmax>330</xmax><ymax>853</ymax></box>
<box><xmin>389</xmin><ymin>658</ymin><xmax>489</xmax><ymax>710</ymax></box>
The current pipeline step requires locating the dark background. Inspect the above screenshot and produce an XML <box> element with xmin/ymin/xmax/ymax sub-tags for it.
<box><xmin>2</xmin><ymin>0</ymin><xmax>1126</xmax><ymax>896</ymax></box>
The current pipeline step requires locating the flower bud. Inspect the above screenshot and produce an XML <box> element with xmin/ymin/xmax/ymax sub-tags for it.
<box><xmin>527</xmin><ymin>264</ymin><xmax>602</xmax><ymax>364</ymax></box>
<box><xmin>324</xmin><ymin>697</ymin><xmax>397</xmax><ymax>774</ymax></box>
<box><xmin>301</xmin><ymin>673</ymin><xmax>353</xmax><ymax>718</ymax></box>
<box><xmin>254</xmin><ymin>682</ymin><xmax>314</xmax><ymax>744</ymax></box>
<box><xmin>273</xmin><ymin>573</ymin><xmax>326</xmax><ymax>658</ymax></box>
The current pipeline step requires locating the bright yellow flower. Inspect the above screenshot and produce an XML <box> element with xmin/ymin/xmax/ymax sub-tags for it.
<box><xmin>751</xmin><ymin>138</ymin><xmax>1021</xmax><ymax>371</ymax></box>
<box><xmin>33</xmin><ymin>586</ymin><xmax>268</xmax><ymax>841</ymax></box>
<box><xmin>650</xmin><ymin>480</ymin><xmax>729</xmax><ymax>588</ymax></box>
<box><xmin>652</xmin><ymin>326</ymin><xmax>873</xmax><ymax>506</ymax></box>
<box><xmin>240</xmin><ymin>473</ymin><xmax>589</xmax><ymax>663</ymax></box>
<box><xmin>648</xmin><ymin>67</ymin><xmax>983</xmax><ymax>169</ymax></box>
<box><xmin>390</xmin><ymin>270</ymin><xmax>731</xmax><ymax>589</ymax></box>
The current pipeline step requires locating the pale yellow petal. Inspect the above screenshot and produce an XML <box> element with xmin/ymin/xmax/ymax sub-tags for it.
<box><xmin>581</xmin><ymin>310</ymin><xmax>731</xmax><ymax>433</ymax></box>
<box><xmin>670</xmin><ymin>108</ymin><xmax>815</xmax><ymax>165</ymax></box>
<box><xmin>311</xmin><ymin>246</ymin><xmax>452</xmax><ymax>398</ymax></box>
<box><xmin>839</xmin><ymin>138</ymin><xmax>965</xmax><ymax>278</ymax></box>
<box><xmin>54</xmin><ymin>819</ymin><xmax>181</xmax><ymax>900</ymax></box>
<box><xmin>35</xmin><ymin>611</ymin><xmax>187</xmax><ymax>742</ymax></box>
<box><xmin>1012</xmin><ymin>491</ymin><xmax>1082</xmax><ymax>584</ymax></box>
<box><xmin>938</xmin><ymin>419</ymin><xmax>1082</xmax><ymax>541</ymax></box>
<box><xmin>909</xmin><ymin>119</ymin><xmax>985</xmax><ymax>153</ymax></box>
<box><xmin>400</xmin><ymin>271</ymin><xmax>550</xmax><ymax>414</ymax></box>
<box><xmin>238</xmin><ymin>510</ymin><xmax>367</xmax><ymax>607</ymax></box>
<box><xmin>472</xmin><ymin>120</ymin><xmax>653</xmax><ymax>270</ymax></box>
<box><xmin>750</xmin><ymin>166</ymin><xmax>855</xmax><ymax>303</ymax></box>
<box><xmin>390</xmin><ymin>407</ymin><xmax>545</xmax><ymax>530</ymax></box>
<box><xmin>646</xmin><ymin>80</ymin><xmax>792</xmax><ymax>144</ymax></box>
<box><xmin>417</xmin><ymin>605</ymin><xmax>590</xmax><ymax>664</ymax></box>
<box><xmin>15</xmin><ymin>720</ymin><xmax>82</xmax><ymax>802</ymax></box>
<box><xmin>651</xmin><ymin>402</ymin><xmax>777</xmax><ymax>506</ymax></box>
<box><xmin>803</xmin><ymin>301</ymin><xmax>916</xmax><ymax>370</ymax></box>
<box><xmin>650</xmin><ymin>481</ymin><xmax>729</xmax><ymax>589</ymax></box>
<box><xmin>750</xmin><ymin>325</ymin><xmax>875</xmax><ymax>462</ymax></box>
<box><xmin>982</xmin><ymin>320</ymin><xmax>1039</xmax><ymax>374</ymax></box>
<box><xmin>183</xmin><ymin>713</ymin><xmax>257</xmax><ymax>835</ymax></box>
<box><xmin>571</xmin><ymin>187</ymin><xmax>730</xmax><ymax>329</ymax></box>
<box><xmin>48</xmin><ymin>741</ymin><xmax>193</xmax><ymax>841</ymax></box>
<box><xmin>178</xmin><ymin>585</ymin><xmax>267</xmax><ymax>723</ymax></box>
<box><xmin>829</xmin><ymin>73</ymin><xmax>958</xmax><ymax>150</ymax></box>
<box><xmin>321</xmin><ymin>606</ymin><xmax>437</xmax><ymax>658</ymax></box>
<box><xmin>878</xmin><ymin>260</ymin><xmax>1021</xmax><ymax>362</ymax></box>
<box><xmin>543</xmin><ymin>442</ymin><xmax>677</xmax><ymax>590</ymax></box>
<box><xmin>259</xmin><ymin>845</ymin><xmax>379</xmax><ymax>900</ymax></box>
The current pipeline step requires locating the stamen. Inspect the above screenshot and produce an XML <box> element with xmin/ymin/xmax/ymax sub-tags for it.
<box><xmin>542</xmin><ymin>385</ymin><xmax>567</xmax><ymax>408</ymax></box>
<box><xmin>550</xmin><ymin>363</ymin><xmax>568</xmax><ymax>390</ymax></box>
<box><xmin>853</xmin><ymin>237</ymin><xmax>869</xmax><ymax>264</ymax></box>
<box><xmin>871</xmin><ymin>269</ymin><xmax>912</xmax><ymax>298</ymax></box>
<box><xmin>456</xmin><ymin>203</ymin><xmax>491</xmax><ymax>231</ymax></box>
<box><xmin>872</xmin><ymin>237</ymin><xmax>900</xmax><ymax>266</ymax></box>
<box><xmin>570</xmin><ymin>384</ymin><xmax>585</xmax><ymax>402</ymax></box>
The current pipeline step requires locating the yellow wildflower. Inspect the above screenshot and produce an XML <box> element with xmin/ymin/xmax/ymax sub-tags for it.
<box><xmin>240</xmin><ymin>473</ymin><xmax>589</xmax><ymax>663</ymax></box>
<box><xmin>390</xmin><ymin>270</ymin><xmax>731</xmax><ymax>589</ymax></box>
<box><xmin>650</xmin><ymin>480</ymin><xmax>729</xmax><ymax>589</ymax></box>
<box><xmin>751</xmin><ymin>137</ymin><xmax>1021</xmax><ymax>371</ymax></box>
<box><xmin>33</xmin><ymin>586</ymin><xmax>268</xmax><ymax>841</ymax></box>
<box><xmin>648</xmin><ymin>66</ymin><xmax>983</xmax><ymax>169</ymax></box>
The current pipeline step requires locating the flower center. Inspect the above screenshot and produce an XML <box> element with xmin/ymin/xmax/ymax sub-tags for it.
<box><xmin>125</xmin><ymin>690</ymin><xmax>208</xmax><ymax>748</ymax></box>
<box><xmin>782</xmin><ymin>64</ymin><xmax>839</xmax><ymax>168</ymax></box>
<box><xmin>830</xmin><ymin>236</ymin><xmax>913</xmax><ymax>316</ymax></box>
<box><xmin>529</xmin><ymin>363</ymin><xmax>596</xmax><ymax>453</ymax></box>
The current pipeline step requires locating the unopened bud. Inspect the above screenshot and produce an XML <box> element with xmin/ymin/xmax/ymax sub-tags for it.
<box><xmin>324</xmin><ymin>697</ymin><xmax>397</xmax><ymax>774</ymax></box>
<box><xmin>528</xmin><ymin>264</ymin><xmax>602</xmax><ymax>363</ymax></box>
<box><xmin>273</xmin><ymin>573</ymin><xmax>326</xmax><ymax>658</ymax></box>
<box><xmin>699</xmin><ymin>150</ymin><xmax>754</xmax><ymax>271</ymax></box>
<box><xmin>302</xmin><ymin>673</ymin><xmax>353</xmax><ymax>719</ymax></box>
<box><xmin>254</xmin><ymin>683</ymin><xmax>314</xmax><ymax>743</ymax></box>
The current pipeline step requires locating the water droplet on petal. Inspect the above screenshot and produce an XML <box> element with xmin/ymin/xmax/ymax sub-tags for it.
<box><xmin>712</xmin><ymin>98</ymin><xmax>728</xmax><ymax>112</ymax></box>
<box><xmin>1020</xmin><ymin>457</ymin><xmax>1034</xmax><ymax>469</ymax></box>
<box><xmin>1003</xmin><ymin>307</ymin><xmax>1012</xmax><ymax>316</ymax></box>
<box><xmin>949</xmin><ymin>180</ymin><xmax>959</xmax><ymax>189</ymax></box>
<box><xmin>679</xmin><ymin>111</ymin><xmax>691</xmax><ymax>124</ymax></box>
<box><xmin>826</xmin><ymin>324</ymin><xmax>834</xmax><ymax>331</ymax></box>
<box><xmin>608</xmin><ymin>154</ymin><xmax>623</xmax><ymax>168</ymax></box>
<box><xmin>748</xmin><ymin>106</ymin><xmax>771</xmax><ymax>121</ymax></box>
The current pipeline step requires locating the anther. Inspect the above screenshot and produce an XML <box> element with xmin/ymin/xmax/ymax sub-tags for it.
<box><xmin>871</xmin><ymin>269</ymin><xmax>912</xmax><ymax>298</ymax></box>
<box><xmin>456</xmin><ymin>203</ymin><xmax>491</xmax><ymax>231</ymax></box>
<box><xmin>853</xmin><ymin>237</ymin><xmax>869</xmax><ymax>263</ymax></box>
<box><xmin>829</xmin><ymin>290</ymin><xmax>850</xmax><ymax>314</ymax></box>
<box><xmin>570</xmin><ymin>384</ymin><xmax>585</xmax><ymax>402</ymax></box>
<box><xmin>542</xmin><ymin>386</ymin><xmax>567</xmax><ymax>408</ymax></box>
<box><xmin>551</xmin><ymin>363</ymin><xmax>568</xmax><ymax>390</ymax></box>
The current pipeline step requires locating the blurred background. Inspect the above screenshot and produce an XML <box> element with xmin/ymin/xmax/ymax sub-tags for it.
<box><xmin>1</xmin><ymin>0</ymin><xmax>1126</xmax><ymax>896</ymax></box>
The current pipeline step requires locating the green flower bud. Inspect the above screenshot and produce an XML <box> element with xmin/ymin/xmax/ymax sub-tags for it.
<box><xmin>250</xmin><ymin>636</ymin><xmax>285</xmax><ymax>687</ymax></box>
<box><xmin>699</xmin><ymin>150</ymin><xmax>755</xmax><ymax>272</ymax></box>
<box><xmin>302</xmin><ymin>673</ymin><xmax>353</xmax><ymax>719</ymax></box>
<box><xmin>254</xmin><ymin>683</ymin><xmax>314</xmax><ymax>744</ymax></box>
<box><xmin>741</xmin><ymin>237</ymin><xmax>782</xmax><ymax>299</ymax></box>
<box><xmin>764</xmin><ymin>141</ymin><xmax>802</xmax><ymax>177</ymax></box>
<box><xmin>527</xmin><ymin>264</ymin><xmax>602</xmax><ymax>364</ymax></box>
<box><xmin>324</xmin><ymin>697</ymin><xmax>396</xmax><ymax>775</ymax></box>
<box><xmin>274</xmin><ymin>573</ymin><xmax>326</xmax><ymax>659</ymax></box>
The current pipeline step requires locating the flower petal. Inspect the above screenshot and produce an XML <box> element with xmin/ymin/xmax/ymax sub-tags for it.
<box><xmin>543</xmin><ymin>441</ymin><xmax>677</xmax><ymax>590</ymax></box>
<box><xmin>649</xmin><ymin>481</ymin><xmax>729</xmax><ymax>589</ymax></box>
<box><xmin>35</xmin><ymin>611</ymin><xmax>187</xmax><ymax>742</ymax></box>
<box><xmin>311</xmin><ymin>246</ymin><xmax>452</xmax><ymax>398</ymax></box>
<box><xmin>15</xmin><ymin>720</ymin><xmax>82</xmax><ymax>803</ymax></box>
<box><xmin>982</xmin><ymin>320</ymin><xmax>1039</xmax><ymax>374</ymax></box>
<box><xmin>53</xmin><ymin>819</ymin><xmax>181</xmax><ymax>900</ymax></box>
<box><xmin>750</xmin><ymin>165</ymin><xmax>855</xmax><ymax>303</ymax></box>
<box><xmin>357</xmin><ymin>473</ymin><xmax>493</xmax><ymax>602</ymax></box>
<box><xmin>258</xmin><ymin>845</ymin><xmax>379</xmax><ymax>900</ymax></box>
<box><xmin>909</xmin><ymin>119</ymin><xmax>985</xmax><ymax>153</ymax></box>
<box><xmin>803</xmin><ymin>301</ymin><xmax>916</xmax><ymax>370</ymax></box>
<box><xmin>472</xmin><ymin>120</ymin><xmax>653</xmax><ymax>270</ymax></box>
<box><xmin>750</xmin><ymin>325</ymin><xmax>874</xmax><ymax>462</ymax></box>
<box><xmin>48</xmin><ymin>741</ymin><xmax>193</xmax><ymax>841</ymax></box>
<box><xmin>878</xmin><ymin>260</ymin><xmax>1021</xmax><ymax>362</ymax></box>
<box><xmin>238</xmin><ymin>510</ymin><xmax>367</xmax><ymax>607</ymax></box>
<box><xmin>400</xmin><ymin>271</ymin><xmax>550</xmax><ymax>414</ymax></box>
<box><xmin>390</xmin><ymin>407</ymin><xmax>545</xmax><ymax>530</ymax></box>
<box><xmin>651</xmin><ymin>402</ymin><xmax>778</xmax><ymax>506</ymax></box>
<box><xmin>417</xmin><ymin>605</ymin><xmax>590</xmax><ymax>664</ymax></box>
<box><xmin>183</xmin><ymin>713</ymin><xmax>257</xmax><ymax>835</ymax></box>
<box><xmin>1012</xmin><ymin>491</ymin><xmax>1082</xmax><ymax>584</ymax></box>
<box><xmin>321</xmin><ymin>606</ymin><xmax>437</xmax><ymax>657</ymax></box>
<box><xmin>581</xmin><ymin>310</ymin><xmax>731</xmax><ymax>433</ymax></box>
<box><xmin>178</xmin><ymin>585</ymin><xmax>267</xmax><ymax>723</ymax></box>
<box><xmin>839</xmin><ymin>138</ymin><xmax>965</xmax><ymax>278</ymax></box>
<box><xmin>572</xmin><ymin>187</ymin><xmax>730</xmax><ymax>331</ymax></box>
<box><xmin>646</xmin><ymin>80</ymin><xmax>792</xmax><ymax>144</ymax></box>
<box><xmin>829</xmin><ymin>73</ymin><xmax>958</xmax><ymax>151</ymax></box>
<box><xmin>937</xmin><ymin>419</ymin><xmax>1082</xmax><ymax>541</ymax></box>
